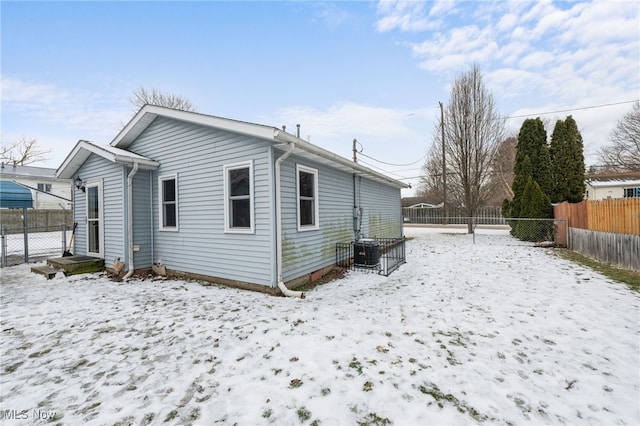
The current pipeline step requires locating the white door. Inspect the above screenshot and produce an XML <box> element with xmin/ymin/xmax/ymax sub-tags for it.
<box><xmin>86</xmin><ymin>181</ymin><xmax>104</xmax><ymax>258</ymax></box>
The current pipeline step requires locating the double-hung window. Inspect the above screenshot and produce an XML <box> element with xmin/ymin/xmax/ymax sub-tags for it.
<box><xmin>224</xmin><ymin>161</ymin><xmax>254</xmax><ymax>233</ymax></box>
<box><xmin>297</xmin><ymin>164</ymin><xmax>319</xmax><ymax>231</ymax></box>
<box><xmin>159</xmin><ymin>175</ymin><xmax>178</xmax><ymax>231</ymax></box>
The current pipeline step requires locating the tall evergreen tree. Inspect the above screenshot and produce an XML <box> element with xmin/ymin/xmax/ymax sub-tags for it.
<box><xmin>510</xmin><ymin>118</ymin><xmax>551</xmax><ymax>219</ymax></box>
<box><xmin>549</xmin><ymin>119</ymin><xmax>569</xmax><ymax>203</ymax></box>
<box><xmin>515</xmin><ymin>177</ymin><xmax>554</xmax><ymax>241</ymax></box>
<box><xmin>549</xmin><ymin>116</ymin><xmax>585</xmax><ymax>203</ymax></box>
<box><xmin>564</xmin><ymin>116</ymin><xmax>586</xmax><ymax>202</ymax></box>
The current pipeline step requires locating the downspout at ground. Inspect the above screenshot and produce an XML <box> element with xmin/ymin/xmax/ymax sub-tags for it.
<box><xmin>353</xmin><ymin>173</ymin><xmax>362</xmax><ymax>241</ymax></box>
<box><xmin>274</xmin><ymin>142</ymin><xmax>305</xmax><ymax>298</ymax></box>
<box><xmin>124</xmin><ymin>162</ymin><xmax>139</xmax><ymax>280</ymax></box>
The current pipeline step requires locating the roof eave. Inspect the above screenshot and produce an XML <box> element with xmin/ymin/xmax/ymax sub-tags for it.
<box><xmin>274</xmin><ymin>131</ymin><xmax>410</xmax><ymax>189</ymax></box>
<box><xmin>56</xmin><ymin>140</ymin><xmax>159</xmax><ymax>179</ymax></box>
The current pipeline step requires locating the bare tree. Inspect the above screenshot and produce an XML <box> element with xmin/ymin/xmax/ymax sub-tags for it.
<box><xmin>129</xmin><ymin>86</ymin><xmax>196</xmax><ymax>113</ymax></box>
<box><xmin>596</xmin><ymin>101</ymin><xmax>640</xmax><ymax>172</ymax></box>
<box><xmin>416</xmin><ymin>142</ymin><xmax>446</xmax><ymax>203</ymax></box>
<box><xmin>489</xmin><ymin>136</ymin><xmax>516</xmax><ymax>202</ymax></box>
<box><xmin>438</xmin><ymin>65</ymin><xmax>506</xmax><ymax>232</ymax></box>
<box><xmin>0</xmin><ymin>136</ymin><xmax>51</xmax><ymax>165</ymax></box>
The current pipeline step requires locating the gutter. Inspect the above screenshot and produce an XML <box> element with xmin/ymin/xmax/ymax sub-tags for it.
<box><xmin>274</xmin><ymin>142</ymin><xmax>305</xmax><ymax>298</ymax></box>
<box><xmin>123</xmin><ymin>162</ymin><xmax>139</xmax><ymax>280</ymax></box>
<box><xmin>273</xmin><ymin>130</ymin><xmax>409</xmax><ymax>190</ymax></box>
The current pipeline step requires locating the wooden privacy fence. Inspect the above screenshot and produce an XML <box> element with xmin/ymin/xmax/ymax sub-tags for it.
<box><xmin>0</xmin><ymin>209</ymin><xmax>73</xmax><ymax>233</ymax></box>
<box><xmin>569</xmin><ymin>228</ymin><xmax>640</xmax><ymax>272</ymax></box>
<box><xmin>554</xmin><ymin>198</ymin><xmax>640</xmax><ymax>235</ymax></box>
<box><xmin>554</xmin><ymin>198</ymin><xmax>640</xmax><ymax>272</ymax></box>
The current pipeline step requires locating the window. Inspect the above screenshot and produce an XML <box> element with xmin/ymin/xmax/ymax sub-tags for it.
<box><xmin>297</xmin><ymin>165</ymin><xmax>319</xmax><ymax>230</ymax></box>
<box><xmin>623</xmin><ymin>187</ymin><xmax>640</xmax><ymax>198</ymax></box>
<box><xmin>224</xmin><ymin>161</ymin><xmax>253</xmax><ymax>233</ymax></box>
<box><xmin>37</xmin><ymin>183</ymin><xmax>51</xmax><ymax>193</ymax></box>
<box><xmin>159</xmin><ymin>175</ymin><xmax>178</xmax><ymax>230</ymax></box>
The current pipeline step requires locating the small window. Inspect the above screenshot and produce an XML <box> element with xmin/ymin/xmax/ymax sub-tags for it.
<box><xmin>159</xmin><ymin>175</ymin><xmax>178</xmax><ymax>231</ymax></box>
<box><xmin>297</xmin><ymin>165</ymin><xmax>319</xmax><ymax>231</ymax></box>
<box><xmin>624</xmin><ymin>187</ymin><xmax>640</xmax><ymax>198</ymax></box>
<box><xmin>224</xmin><ymin>161</ymin><xmax>254</xmax><ymax>233</ymax></box>
<box><xmin>38</xmin><ymin>183</ymin><xmax>52</xmax><ymax>193</ymax></box>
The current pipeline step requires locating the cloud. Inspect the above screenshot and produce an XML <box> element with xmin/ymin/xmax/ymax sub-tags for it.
<box><xmin>261</xmin><ymin>102</ymin><xmax>433</xmax><ymax>185</ymax></box>
<box><xmin>1</xmin><ymin>74</ymin><xmax>130</xmax><ymax>138</ymax></box>
<box><xmin>1</xmin><ymin>76</ymin><xmax>70</xmax><ymax>107</ymax></box>
<box><xmin>373</xmin><ymin>0</ymin><xmax>638</xmax><ymax>168</ymax></box>
<box><xmin>375</xmin><ymin>0</ymin><xmax>446</xmax><ymax>32</ymax></box>
<box><xmin>311</xmin><ymin>2</ymin><xmax>349</xmax><ymax>29</ymax></box>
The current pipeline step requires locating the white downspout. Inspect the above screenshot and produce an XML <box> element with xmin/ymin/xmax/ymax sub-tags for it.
<box><xmin>123</xmin><ymin>162</ymin><xmax>139</xmax><ymax>280</ymax></box>
<box><xmin>275</xmin><ymin>142</ymin><xmax>305</xmax><ymax>298</ymax></box>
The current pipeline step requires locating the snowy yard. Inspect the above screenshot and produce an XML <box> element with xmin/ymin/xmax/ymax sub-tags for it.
<box><xmin>1</xmin><ymin>227</ymin><xmax>638</xmax><ymax>425</ymax></box>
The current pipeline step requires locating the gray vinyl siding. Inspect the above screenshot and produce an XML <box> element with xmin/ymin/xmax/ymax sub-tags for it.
<box><xmin>131</xmin><ymin>169</ymin><xmax>153</xmax><ymax>268</ymax></box>
<box><xmin>72</xmin><ymin>184</ymin><xmax>86</xmax><ymax>256</ymax></box>
<box><xmin>356</xmin><ymin>177</ymin><xmax>403</xmax><ymax>239</ymax></box>
<box><xmin>73</xmin><ymin>155</ymin><xmax>125</xmax><ymax>263</ymax></box>
<box><xmin>127</xmin><ymin>117</ymin><xmax>274</xmax><ymax>286</ymax></box>
<box><xmin>280</xmin><ymin>155</ymin><xmax>354</xmax><ymax>282</ymax></box>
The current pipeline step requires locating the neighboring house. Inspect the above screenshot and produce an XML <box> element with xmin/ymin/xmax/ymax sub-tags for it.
<box><xmin>585</xmin><ymin>172</ymin><xmax>640</xmax><ymax>200</ymax></box>
<box><xmin>56</xmin><ymin>105</ymin><xmax>409</xmax><ymax>294</ymax></box>
<box><xmin>401</xmin><ymin>197</ymin><xmax>442</xmax><ymax>209</ymax></box>
<box><xmin>407</xmin><ymin>202</ymin><xmax>442</xmax><ymax>209</ymax></box>
<box><xmin>0</xmin><ymin>162</ymin><xmax>72</xmax><ymax>209</ymax></box>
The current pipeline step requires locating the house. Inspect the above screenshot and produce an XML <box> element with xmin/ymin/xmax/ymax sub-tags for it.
<box><xmin>56</xmin><ymin>105</ymin><xmax>409</xmax><ymax>295</ymax></box>
<box><xmin>401</xmin><ymin>196</ymin><xmax>442</xmax><ymax>209</ymax></box>
<box><xmin>0</xmin><ymin>162</ymin><xmax>72</xmax><ymax>209</ymax></box>
<box><xmin>585</xmin><ymin>172</ymin><xmax>640</xmax><ymax>200</ymax></box>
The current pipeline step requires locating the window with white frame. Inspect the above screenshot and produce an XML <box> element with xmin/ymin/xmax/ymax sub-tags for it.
<box><xmin>159</xmin><ymin>175</ymin><xmax>178</xmax><ymax>230</ymax></box>
<box><xmin>623</xmin><ymin>187</ymin><xmax>640</xmax><ymax>198</ymax></box>
<box><xmin>297</xmin><ymin>164</ymin><xmax>319</xmax><ymax>230</ymax></box>
<box><xmin>224</xmin><ymin>161</ymin><xmax>253</xmax><ymax>233</ymax></box>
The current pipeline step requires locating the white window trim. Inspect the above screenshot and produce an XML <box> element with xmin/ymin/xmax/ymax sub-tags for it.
<box><xmin>158</xmin><ymin>174</ymin><xmax>179</xmax><ymax>232</ymax></box>
<box><xmin>85</xmin><ymin>179</ymin><xmax>104</xmax><ymax>258</ymax></box>
<box><xmin>296</xmin><ymin>164</ymin><xmax>319</xmax><ymax>232</ymax></box>
<box><xmin>223</xmin><ymin>160</ymin><xmax>254</xmax><ymax>234</ymax></box>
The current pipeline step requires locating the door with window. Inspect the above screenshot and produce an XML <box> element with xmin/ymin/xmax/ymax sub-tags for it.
<box><xmin>86</xmin><ymin>181</ymin><xmax>104</xmax><ymax>258</ymax></box>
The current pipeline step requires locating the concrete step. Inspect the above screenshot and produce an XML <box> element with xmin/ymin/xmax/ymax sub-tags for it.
<box><xmin>47</xmin><ymin>256</ymin><xmax>105</xmax><ymax>276</ymax></box>
<box><xmin>31</xmin><ymin>265</ymin><xmax>61</xmax><ymax>280</ymax></box>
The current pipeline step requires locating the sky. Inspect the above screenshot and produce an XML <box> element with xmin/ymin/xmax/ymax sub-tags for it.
<box><xmin>1</xmin><ymin>0</ymin><xmax>639</xmax><ymax>196</ymax></box>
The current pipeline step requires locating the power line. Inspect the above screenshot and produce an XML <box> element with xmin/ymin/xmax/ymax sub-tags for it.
<box><xmin>504</xmin><ymin>100</ymin><xmax>638</xmax><ymax>120</ymax></box>
<box><xmin>358</xmin><ymin>151</ymin><xmax>427</xmax><ymax>167</ymax></box>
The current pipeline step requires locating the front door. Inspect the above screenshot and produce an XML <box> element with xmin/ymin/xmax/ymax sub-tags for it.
<box><xmin>86</xmin><ymin>181</ymin><xmax>104</xmax><ymax>258</ymax></box>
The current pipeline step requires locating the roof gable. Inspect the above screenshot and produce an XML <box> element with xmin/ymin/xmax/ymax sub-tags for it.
<box><xmin>56</xmin><ymin>140</ymin><xmax>159</xmax><ymax>179</ymax></box>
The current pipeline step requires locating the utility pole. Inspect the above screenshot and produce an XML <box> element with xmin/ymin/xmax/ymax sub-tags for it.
<box><xmin>439</xmin><ymin>102</ymin><xmax>448</xmax><ymax>225</ymax></box>
<box><xmin>352</xmin><ymin>138</ymin><xmax>358</xmax><ymax>163</ymax></box>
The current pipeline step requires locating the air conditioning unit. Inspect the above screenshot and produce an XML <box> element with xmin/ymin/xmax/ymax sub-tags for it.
<box><xmin>354</xmin><ymin>239</ymin><xmax>380</xmax><ymax>268</ymax></box>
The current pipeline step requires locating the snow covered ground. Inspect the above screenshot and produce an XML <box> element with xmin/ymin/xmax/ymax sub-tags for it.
<box><xmin>1</xmin><ymin>227</ymin><xmax>638</xmax><ymax>425</ymax></box>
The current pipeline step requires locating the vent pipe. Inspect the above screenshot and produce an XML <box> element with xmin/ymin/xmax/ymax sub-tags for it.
<box><xmin>282</xmin><ymin>125</ymin><xmax>286</xmax><ymax>132</ymax></box>
<box><xmin>296</xmin><ymin>124</ymin><xmax>300</xmax><ymax>138</ymax></box>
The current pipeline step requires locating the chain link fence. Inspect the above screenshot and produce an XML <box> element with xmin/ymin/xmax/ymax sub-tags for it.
<box><xmin>504</xmin><ymin>218</ymin><xmax>567</xmax><ymax>244</ymax></box>
<box><xmin>1</xmin><ymin>224</ymin><xmax>71</xmax><ymax>267</ymax></box>
<box><xmin>404</xmin><ymin>217</ymin><xmax>568</xmax><ymax>246</ymax></box>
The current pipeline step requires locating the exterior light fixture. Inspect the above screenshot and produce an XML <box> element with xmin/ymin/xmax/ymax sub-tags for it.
<box><xmin>74</xmin><ymin>176</ymin><xmax>86</xmax><ymax>192</ymax></box>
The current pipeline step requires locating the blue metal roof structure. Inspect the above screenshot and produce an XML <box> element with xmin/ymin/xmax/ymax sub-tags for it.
<box><xmin>0</xmin><ymin>180</ymin><xmax>33</xmax><ymax>208</ymax></box>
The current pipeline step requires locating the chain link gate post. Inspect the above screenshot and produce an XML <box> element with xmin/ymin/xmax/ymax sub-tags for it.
<box><xmin>1</xmin><ymin>225</ymin><xmax>6</xmax><ymax>268</ymax></box>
